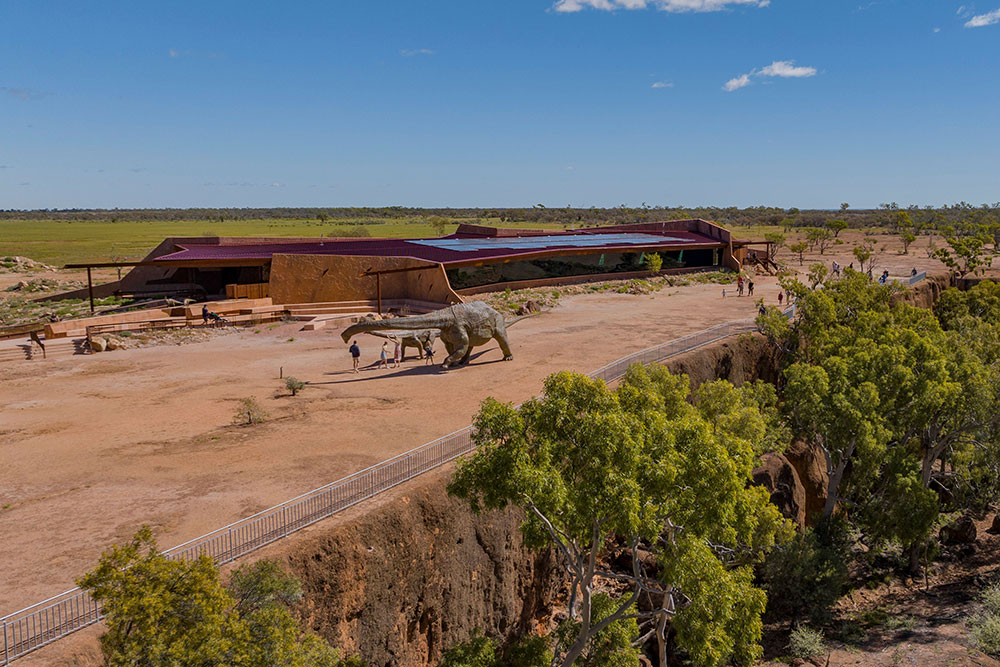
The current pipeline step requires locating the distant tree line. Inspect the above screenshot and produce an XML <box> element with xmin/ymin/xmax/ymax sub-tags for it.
<box><xmin>2</xmin><ymin>202</ymin><xmax>998</xmax><ymax>231</ymax></box>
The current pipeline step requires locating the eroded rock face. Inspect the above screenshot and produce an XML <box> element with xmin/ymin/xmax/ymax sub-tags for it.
<box><xmin>664</xmin><ymin>335</ymin><xmax>780</xmax><ymax>389</ymax></box>
<box><xmin>281</xmin><ymin>469</ymin><xmax>559</xmax><ymax>667</ymax></box>
<box><xmin>753</xmin><ymin>452</ymin><xmax>807</xmax><ymax>530</ymax></box>
<box><xmin>784</xmin><ymin>439</ymin><xmax>830</xmax><ymax>527</ymax></box>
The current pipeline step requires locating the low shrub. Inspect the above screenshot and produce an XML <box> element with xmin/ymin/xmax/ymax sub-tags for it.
<box><xmin>788</xmin><ymin>625</ymin><xmax>827</xmax><ymax>660</ymax></box>
<box><xmin>284</xmin><ymin>377</ymin><xmax>305</xmax><ymax>396</ymax></box>
<box><xmin>233</xmin><ymin>396</ymin><xmax>268</xmax><ymax>425</ymax></box>
<box><xmin>969</xmin><ymin>584</ymin><xmax>1000</xmax><ymax>656</ymax></box>
<box><xmin>760</xmin><ymin>518</ymin><xmax>851</xmax><ymax>625</ymax></box>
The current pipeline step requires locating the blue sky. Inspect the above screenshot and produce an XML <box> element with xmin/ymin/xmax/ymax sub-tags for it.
<box><xmin>1</xmin><ymin>0</ymin><xmax>998</xmax><ymax>209</ymax></box>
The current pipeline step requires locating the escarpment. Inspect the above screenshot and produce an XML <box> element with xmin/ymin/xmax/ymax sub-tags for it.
<box><xmin>281</xmin><ymin>468</ymin><xmax>559</xmax><ymax>667</ymax></box>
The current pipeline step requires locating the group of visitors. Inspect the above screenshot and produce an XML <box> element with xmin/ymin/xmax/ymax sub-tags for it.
<box><xmin>724</xmin><ymin>275</ymin><xmax>756</xmax><ymax>299</ymax></box>
<box><xmin>734</xmin><ymin>275</ymin><xmax>755</xmax><ymax>297</ymax></box>
<box><xmin>348</xmin><ymin>337</ymin><xmax>435</xmax><ymax>374</ymax></box>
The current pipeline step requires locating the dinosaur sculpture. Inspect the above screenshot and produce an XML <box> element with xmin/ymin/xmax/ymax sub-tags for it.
<box><xmin>341</xmin><ymin>302</ymin><xmax>514</xmax><ymax>369</ymax></box>
<box><xmin>363</xmin><ymin>328</ymin><xmax>439</xmax><ymax>360</ymax></box>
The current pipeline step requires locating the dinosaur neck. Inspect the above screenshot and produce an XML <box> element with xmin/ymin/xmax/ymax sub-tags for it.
<box><xmin>349</xmin><ymin>313</ymin><xmax>449</xmax><ymax>332</ymax></box>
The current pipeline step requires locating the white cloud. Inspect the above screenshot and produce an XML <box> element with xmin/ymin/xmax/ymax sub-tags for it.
<box><xmin>651</xmin><ymin>81</ymin><xmax>673</xmax><ymax>88</ymax></box>
<box><xmin>933</xmin><ymin>26</ymin><xmax>941</xmax><ymax>32</ymax></box>
<box><xmin>723</xmin><ymin>59</ymin><xmax>817</xmax><ymax>91</ymax></box>
<box><xmin>965</xmin><ymin>8</ymin><xmax>1000</xmax><ymax>27</ymax></box>
<box><xmin>553</xmin><ymin>0</ymin><xmax>768</xmax><ymax>13</ymax></box>
<box><xmin>169</xmin><ymin>48</ymin><xmax>179</xmax><ymax>58</ymax></box>
<box><xmin>723</xmin><ymin>73</ymin><xmax>751</xmax><ymax>91</ymax></box>
<box><xmin>758</xmin><ymin>60</ymin><xmax>817</xmax><ymax>78</ymax></box>
<box><xmin>400</xmin><ymin>48</ymin><xmax>435</xmax><ymax>56</ymax></box>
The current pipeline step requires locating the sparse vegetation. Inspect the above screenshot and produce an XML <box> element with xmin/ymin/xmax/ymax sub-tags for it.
<box><xmin>284</xmin><ymin>376</ymin><xmax>305</xmax><ymax>396</ymax></box>
<box><xmin>232</xmin><ymin>396</ymin><xmax>268</xmax><ymax>425</ymax></box>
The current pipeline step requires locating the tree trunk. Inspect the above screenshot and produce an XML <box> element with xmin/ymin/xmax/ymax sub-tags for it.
<box><xmin>656</xmin><ymin>613</ymin><xmax>668</xmax><ymax>667</ymax></box>
<box><xmin>560</xmin><ymin>585</ymin><xmax>592</xmax><ymax>667</ymax></box>
<box><xmin>821</xmin><ymin>440</ymin><xmax>856</xmax><ymax>520</ymax></box>
<box><xmin>907</xmin><ymin>540</ymin><xmax>922</xmax><ymax>574</ymax></box>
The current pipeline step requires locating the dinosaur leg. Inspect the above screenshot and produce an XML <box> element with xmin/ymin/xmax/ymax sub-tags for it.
<box><xmin>442</xmin><ymin>332</ymin><xmax>469</xmax><ymax>368</ymax></box>
<box><xmin>494</xmin><ymin>331</ymin><xmax>514</xmax><ymax>361</ymax></box>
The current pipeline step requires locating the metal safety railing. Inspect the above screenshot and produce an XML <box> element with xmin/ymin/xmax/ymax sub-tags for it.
<box><xmin>909</xmin><ymin>271</ymin><xmax>927</xmax><ymax>286</ymax></box>
<box><xmin>1</xmin><ymin>310</ymin><xmax>782</xmax><ymax>664</ymax></box>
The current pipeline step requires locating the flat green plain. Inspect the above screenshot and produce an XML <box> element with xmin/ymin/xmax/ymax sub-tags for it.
<box><xmin>0</xmin><ymin>218</ymin><xmax>565</xmax><ymax>267</ymax></box>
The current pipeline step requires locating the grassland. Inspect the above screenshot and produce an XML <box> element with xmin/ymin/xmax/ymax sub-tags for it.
<box><xmin>0</xmin><ymin>217</ymin><xmax>565</xmax><ymax>267</ymax></box>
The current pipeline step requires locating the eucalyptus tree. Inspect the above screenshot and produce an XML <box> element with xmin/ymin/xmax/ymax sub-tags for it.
<box><xmin>448</xmin><ymin>367</ymin><xmax>791</xmax><ymax>667</ymax></box>
<box><xmin>772</xmin><ymin>272</ymin><xmax>1000</xmax><ymax>569</ymax></box>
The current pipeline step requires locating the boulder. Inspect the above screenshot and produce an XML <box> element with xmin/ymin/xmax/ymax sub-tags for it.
<box><xmin>989</xmin><ymin>515</ymin><xmax>1000</xmax><ymax>535</ymax></box>
<box><xmin>105</xmin><ymin>336</ymin><xmax>123</xmax><ymax>351</ymax></box>
<box><xmin>940</xmin><ymin>515</ymin><xmax>977</xmax><ymax>545</ymax></box>
<box><xmin>784</xmin><ymin>439</ymin><xmax>829</xmax><ymax>526</ymax></box>
<box><xmin>752</xmin><ymin>452</ymin><xmax>807</xmax><ymax>529</ymax></box>
<box><xmin>89</xmin><ymin>337</ymin><xmax>107</xmax><ymax>353</ymax></box>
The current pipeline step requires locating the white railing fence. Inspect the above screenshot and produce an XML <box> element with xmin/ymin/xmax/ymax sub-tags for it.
<box><xmin>1</xmin><ymin>309</ymin><xmax>789</xmax><ymax>663</ymax></box>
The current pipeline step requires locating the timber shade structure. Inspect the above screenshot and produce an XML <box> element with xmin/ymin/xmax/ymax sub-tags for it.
<box><xmin>101</xmin><ymin>220</ymin><xmax>753</xmax><ymax>304</ymax></box>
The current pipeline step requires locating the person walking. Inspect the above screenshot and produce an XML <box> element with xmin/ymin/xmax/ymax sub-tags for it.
<box><xmin>379</xmin><ymin>341</ymin><xmax>389</xmax><ymax>370</ymax></box>
<box><xmin>778</xmin><ymin>292</ymin><xmax>783</xmax><ymax>306</ymax></box>
<box><xmin>424</xmin><ymin>340</ymin><xmax>435</xmax><ymax>365</ymax></box>
<box><xmin>391</xmin><ymin>337</ymin><xmax>402</xmax><ymax>368</ymax></box>
<box><xmin>201</xmin><ymin>304</ymin><xmax>209</xmax><ymax>325</ymax></box>
<box><xmin>349</xmin><ymin>340</ymin><xmax>361</xmax><ymax>373</ymax></box>
<box><xmin>722</xmin><ymin>288</ymin><xmax>727</xmax><ymax>299</ymax></box>
<box><xmin>747</xmin><ymin>280</ymin><xmax>754</xmax><ymax>296</ymax></box>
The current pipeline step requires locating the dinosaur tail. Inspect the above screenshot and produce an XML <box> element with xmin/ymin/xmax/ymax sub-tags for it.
<box><xmin>504</xmin><ymin>313</ymin><xmax>537</xmax><ymax>327</ymax></box>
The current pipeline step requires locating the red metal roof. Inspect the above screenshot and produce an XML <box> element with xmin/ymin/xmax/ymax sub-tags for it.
<box><xmin>153</xmin><ymin>228</ymin><xmax>724</xmax><ymax>266</ymax></box>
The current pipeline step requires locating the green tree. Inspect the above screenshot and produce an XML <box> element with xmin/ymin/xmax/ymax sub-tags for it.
<box><xmin>827</xmin><ymin>219</ymin><xmax>848</xmax><ymax>238</ymax></box>
<box><xmin>440</xmin><ymin>632</ymin><xmax>499</xmax><ymax>667</ymax></box>
<box><xmin>774</xmin><ymin>273</ymin><xmax>1000</xmax><ymax>570</ymax></box>
<box><xmin>806</xmin><ymin>263</ymin><xmax>828</xmax><ymax>289</ymax></box>
<box><xmin>806</xmin><ymin>228</ymin><xmax>833</xmax><ymax>255</ymax></box>
<box><xmin>554</xmin><ymin>594</ymin><xmax>639</xmax><ymax>667</ymax></box>
<box><xmin>440</xmin><ymin>633</ymin><xmax>552</xmax><ymax>667</ymax></box>
<box><xmin>852</xmin><ymin>237</ymin><xmax>879</xmax><ymax>274</ymax></box>
<box><xmin>78</xmin><ymin>528</ymin><xmax>352</xmax><ymax>667</ymax></box>
<box><xmin>933</xmin><ymin>234</ymin><xmax>992</xmax><ymax>278</ymax></box>
<box><xmin>448</xmin><ymin>368</ymin><xmax>790</xmax><ymax>667</ymax></box>
<box><xmin>788</xmin><ymin>241</ymin><xmax>809</xmax><ymax>265</ymax></box>
<box><xmin>899</xmin><ymin>231</ymin><xmax>916</xmax><ymax>254</ymax></box>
